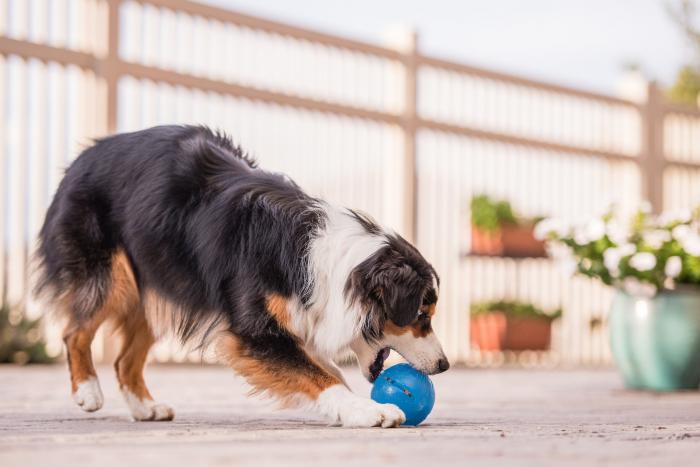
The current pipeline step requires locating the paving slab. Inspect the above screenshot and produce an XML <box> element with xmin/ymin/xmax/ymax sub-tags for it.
<box><xmin>1</xmin><ymin>365</ymin><xmax>699</xmax><ymax>466</ymax></box>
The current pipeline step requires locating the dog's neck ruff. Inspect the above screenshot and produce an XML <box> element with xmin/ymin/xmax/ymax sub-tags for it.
<box><xmin>297</xmin><ymin>205</ymin><xmax>386</xmax><ymax>358</ymax></box>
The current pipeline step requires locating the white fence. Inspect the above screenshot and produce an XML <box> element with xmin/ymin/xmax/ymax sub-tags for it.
<box><xmin>2</xmin><ymin>0</ymin><xmax>699</xmax><ymax>366</ymax></box>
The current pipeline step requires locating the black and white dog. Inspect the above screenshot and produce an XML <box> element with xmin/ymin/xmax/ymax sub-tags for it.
<box><xmin>34</xmin><ymin>125</ymin><xmax>448</xmax><ymax>427</ymax></box>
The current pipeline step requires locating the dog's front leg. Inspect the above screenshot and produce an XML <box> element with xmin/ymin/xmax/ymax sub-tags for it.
<box><xmin>314</xmin><ymin>381</ymin><xmax>406</xmax><ymax>428</ymax></box>
<box><xmin>217</xmin><ymin>332</ymin><xmax>405</xmax><ymax>428</ymax></box>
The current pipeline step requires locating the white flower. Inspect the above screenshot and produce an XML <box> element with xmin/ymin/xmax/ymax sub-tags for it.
<box><xmin>605</xmin><ymin>221</ymin><xmax>630</xmax><ymax>245</ymax></box>
<box><xmin>546</xmin><ymin>243</ymin><xmax>577</xmax><ymax>277</ymax></box>
<box><xmin>619</xmin><ymin>243</ymin><xmax>637</xmax><ymax>257</ymax></box>
<box><xmin>642</xmin><ymin>229</ymin><xmax>671</xmax><ymax>249</ymax></box>
<box><xmin>622</xmin><ymin>277</ymin><xmax>657</xmax><ymax>298</ymax></box>
<box><xmin>658</xmin><ymin>209</ymin><xmax>692</xmax><ymax>226</ymax></box>
<box><xmin>574</xmin><ymin>229</ymin><xmax>589</xmax><ymax>246</ymax></box>
<box><xmin>629</xmin><ymin>252</ymin><xmax>657</xmax><ymax>271</ymax></box>
<box><xmin>534</xmin><ymin>219</ymin><xmax>550</xmax><ymax>241</ymax></box>
<box><xmin>603</xmin><ymin>244</ymin><xmax>636</xmax><ymax>276</ymax></box>
<box><xmin>586</xmin><ymin>219</ymin><xmax>606</xmax><ymax>242</ymax></box>
<box><xmin>672</xmin><ymin>224</ymin><xmax>692</xmax><ymax>241</ymax></box>
<box><xmin>665</xmin><ymin>256</ymin><xmax>682</xmax><ymax>278</ymax></box>
<box><xmin>604</xmin><ymin>249</ymin><xmax>622</xmax><ymax>276</ymax></box>
<box><xmin>534</xmin><ymin>218</ymin><xmax>568</xmax><ymax>241</ymax></box>
<box><xmin>574</xmin><ymin>218</ymin><xmax>606</xmax><ymax>245</ymax></box>
<box><xmin>681</xmin><ymin>233</ymin><xmax>700</xmax><ymax>256</ymax></box>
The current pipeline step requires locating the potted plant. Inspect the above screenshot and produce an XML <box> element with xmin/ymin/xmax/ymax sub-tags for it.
<box><xmin>470</xmin><ymin>300</ymin><xmax>562</xmax><ymax>351</ymax></box>
<box><xmin>0</xmin><ymin>305</ymin><xmax>55</xmax><ymax>364</ymax></box>
<box><xmin>536</xmin><ymin>206</ymin><xmax>700</xmax><ymax>391</ymax></box>
<box><xmin>470</xmin><ymin>195</ymin><xmax>546</xmax><ymax>257</ymax></box>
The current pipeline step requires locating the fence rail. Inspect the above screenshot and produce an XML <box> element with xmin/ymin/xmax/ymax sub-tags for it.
<box><xmin>3</xmin><ymin>0</ymin><xmax>700</xmax><ymax>365</ymax></box>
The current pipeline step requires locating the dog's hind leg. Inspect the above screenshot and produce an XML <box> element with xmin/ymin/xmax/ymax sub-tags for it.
<box><xmin>63</xmin><ymin>311</ymin><xmax>109</xmax><ymax>412</ymax></box>
<box><xmin>114</xmin><ymin>308</ymin><xmax>174</xmax><ymax>421</ymax></box>
<box><xmin>94</xmin><ymin>251</ymin><xmax>174</xmax><ymax>421</ymax></box>
<box><xmin>61</xmin><ymin>260</ymin><xmax>115</xmax><ymax>412</ymax></box>
<box><xmin>62</xmin><ymin>249</ymin><xmax>144</xmax><ymax>414</ymax></box>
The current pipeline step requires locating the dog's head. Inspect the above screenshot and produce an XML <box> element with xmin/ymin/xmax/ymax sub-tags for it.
<box><xmin>346</xmin><ymin>233</ymin><xmax>449</xmax><ymax>382</ymax></box>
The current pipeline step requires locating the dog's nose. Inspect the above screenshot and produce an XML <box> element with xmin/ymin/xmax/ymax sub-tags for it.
<box><xmin>437</xmin><ymin>358</ymin><xmax>450</xmax><ymax>373</ymax></box>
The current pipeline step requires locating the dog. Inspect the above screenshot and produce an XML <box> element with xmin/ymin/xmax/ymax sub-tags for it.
<box><xmin>33</xmin><ymin>125</ymin><xmax>449</xmax><ymax>427</ymax></box>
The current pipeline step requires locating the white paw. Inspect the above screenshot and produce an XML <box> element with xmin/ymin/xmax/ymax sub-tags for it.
<box><xmin>122</xmin><ymin>389</ymin><xmax>175</xmax><ymax>421</ymax></box>
<box><xmin>339</xmin><ymin>399</ymin><xmax>405</xmax><ymax>428</ymax></box>
<box><xmin>73</xmin><ymin>377</ymin><xmax>104</xmax><ymax>412</ymax></box>
<box><xmin>317</xmin><ymin>385</ymin><xmax>406</xmax><ymax>428</ymax></box>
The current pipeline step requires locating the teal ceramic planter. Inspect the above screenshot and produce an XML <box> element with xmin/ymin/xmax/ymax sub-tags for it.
<box><xmin>609</xmin><ymin>288</ymin><xmax>700</xmax><ymax>391</ymax></box>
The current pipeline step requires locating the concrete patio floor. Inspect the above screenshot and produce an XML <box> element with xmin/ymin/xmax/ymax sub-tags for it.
<box><xmin>1</xmin><ymin>365</ymin><xmax>699</xmax><ymax>466</ymax></box>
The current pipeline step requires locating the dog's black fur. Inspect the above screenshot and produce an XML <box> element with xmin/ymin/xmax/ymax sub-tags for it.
<box><xmin>36</xmin><ymin>125</ymin><xmax>328</xmax><ymax>359</ymax></box>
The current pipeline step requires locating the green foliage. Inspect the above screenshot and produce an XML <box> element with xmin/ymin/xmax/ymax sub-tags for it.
<box><xmin>470</xmin><ymin>300</ymin><xmax>562</xmax><ymax>320</ymax></box>
<box><xmin>666</xmin><ymin>1</ymin><xmax>700</xmax><ymax>103</ymax></box>
<box><xmin>470</xmin><ymin>195</ymin><xmax>518</xmax><ymax>232</ymax></box>
<box><xmin>559</xmin><ymin>235</ymin><xmax>617</xmax><ymax>286</ymax></box>
<box><xmin>668</xmin><ymin>65</ymin><xmax>700</xmax><ymax>105</ymax></box>
<box><xmin>0</xmin><ymin>305</ymin><xmax>55</xmax><ymax>364</ymax></box>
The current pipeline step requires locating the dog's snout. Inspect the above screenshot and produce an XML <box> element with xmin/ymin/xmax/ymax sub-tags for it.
<box><xmin>437</xmin><ymin>358</ymin><xmax>450</xmax><ymax>373</ymax></box>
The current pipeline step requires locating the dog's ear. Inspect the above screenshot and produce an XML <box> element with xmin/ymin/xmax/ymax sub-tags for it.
<box><xmin>376</xmin><ymin>265</ymin><xmax>423</xmax><ymax>327</ymax></box>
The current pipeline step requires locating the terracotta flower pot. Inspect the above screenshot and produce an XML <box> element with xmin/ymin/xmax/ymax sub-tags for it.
<box><xmin>470</xmin><ymin>225</ymin><xmax>503</xmax><ymax>256</ymax></box>
<box><xmin>470</xmin><ymin>224</ymin><xmax>546</xmax><ymax>258</ymax></box>
<box><xmin>470</xmin><ymin>312</ymin><xmax>553</xmax><ymax>351</ymax></box>
<box><xmin>501</xmin><ymin>224</ymin><xmax>546</xmax><ymax>258</ymax></box>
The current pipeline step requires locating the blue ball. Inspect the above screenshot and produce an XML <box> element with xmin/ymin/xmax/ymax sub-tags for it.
<box><xmin>370</xmin><ymin>363</ymin><xmax>435</xmax><ymax>426</ymax></box>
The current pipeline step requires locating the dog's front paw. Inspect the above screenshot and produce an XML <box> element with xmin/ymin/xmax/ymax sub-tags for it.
<box><xmin>317</xmin><ymin>385</ymin><xmax>405</xmax><ymax>428</ymax></box>
<box><xmin>339</xmin><ymin>398</ymin><xmax>405</xmax><ymax>428</ymax></box>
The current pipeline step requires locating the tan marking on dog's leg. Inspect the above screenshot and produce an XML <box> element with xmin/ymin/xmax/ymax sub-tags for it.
<box><xmin>111</xmin><ymin>252</ymin><xmax>172</xmax><ymax>421</ymax></box>
<box><xmin>63</xmin><ymin>249</ymin><xmax>146</xmax><ymax>414</ymax></box>
<box><xmin>217</xmin><ymin>333</ymin><xmax>404</xmax><ymax>427</ymax></box>
<box><xmin>115</xmin><ymin>308</ymin><xmax>174</xmax><ymax>421</ymax></box>
<box><xmin>266</xmin><ymin>293</ymin><xmax>291</xmax><ymax>330</ymax></box>
<box><xmin>64</xmin><ymin>314</ymin><xmax>106</xmax><ymax>412</ymax></box>
<box><xmin>216</xmin><ymin>333</ymin><xmax>340</xmax><ymax>403</ymax></box>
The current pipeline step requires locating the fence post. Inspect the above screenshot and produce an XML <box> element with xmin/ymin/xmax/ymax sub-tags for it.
<box><xmin>640</xmin><ymin>81</ymin><xmax>664</xmax><ymax>213</ymax></box>
<box><xmin>104</xmin><ymin>0</ymin><xmax>121</xmax><ymax>134</ymax></box>
<box><xmin>386</xmin><ymin>30</ymin><xmax>419</xmax><ymax>244</ymax></box>
<box><xmin>93</xmin><ymin>0</ymin><xmax>122</xmax><ymax>364</ymax></box>
<box><xmin>384</xmin><ymin>28</ymin><xmax>419</xmax><ymax>242</ymax></box>
<box><xmin>404</xmin><ymin>32</ymin><xmax>418</xmax><ymax>244</ymax></box>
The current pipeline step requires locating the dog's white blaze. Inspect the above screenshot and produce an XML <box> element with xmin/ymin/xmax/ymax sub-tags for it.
<box><xmin>315</xmin><ymin>384</ymin><xmax>405</xmax><ymax>427</ymax></box>
<box><xmin>121</xmin><ymin>389</ymin><xmax>174</xmax><ymax>421</ymax></box>
<box><xmin>304</xmin><ymin>205</ymin><xmax>386</xmax><ymax>357</ymax></box>
<box><xmin>73</xmin><ymin>376</ymin><xmax>104</xmax><ymax>412</ymax></box>
<box><xmin>384</xmin><ymin>331</ymin><xmax>446</xmax><ymax>374</ymax></box>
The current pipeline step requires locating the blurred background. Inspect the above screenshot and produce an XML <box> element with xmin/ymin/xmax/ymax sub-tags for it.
<box><xmin>1</xmin><ymin>0</ymin><xmax>700</xmax><ymax>368</ymax></box>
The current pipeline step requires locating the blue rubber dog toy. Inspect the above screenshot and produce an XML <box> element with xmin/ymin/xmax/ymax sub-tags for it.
<box><xmin>371</xmin><ymin>363</ymin><xmax>435</xmax><ymax>426</ymax></box>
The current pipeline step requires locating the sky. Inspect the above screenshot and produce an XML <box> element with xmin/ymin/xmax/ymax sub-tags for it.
<box><xmin>201</xmin><ymin>0</ymin><xmax>692</xmax><ymax>96</ymax></box>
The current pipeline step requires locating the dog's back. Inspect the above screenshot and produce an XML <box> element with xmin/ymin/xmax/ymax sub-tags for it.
<box><xmin>36</xmin><ymin>125</ymin><xmax>271</xmax><ymax>322</ymax></box>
